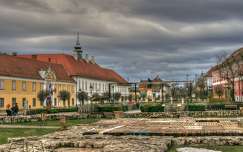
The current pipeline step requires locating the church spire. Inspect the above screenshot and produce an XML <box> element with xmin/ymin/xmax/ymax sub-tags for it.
<box><xmin>73</xmin><ymin>32</ymin><xmax>83</xmax><ymax>60</ymax></box>
<box><xmin>76</xmin><ymin>32</ymin><xmax>80</xmax><ymax>46</ymax></box>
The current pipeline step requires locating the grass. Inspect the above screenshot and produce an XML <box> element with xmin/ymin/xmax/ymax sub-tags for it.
<box><xmin>0</xmin><ymin>128</ymin><xmax>57</xmax><ymax>144</ymax></box>
<box><xmin>4</xmin><ymin>118</ymin><xmax>101</xmax><ymax>126</ymax></box>
<box><xmin>168</xmin><ymin>144</ymin><xmax>243</xmax><ymax>152</ymax></box>
<box><xmin>0</xmin><ymin>118</ymin><xmax>101</xmax><ymax>145</ymax></box>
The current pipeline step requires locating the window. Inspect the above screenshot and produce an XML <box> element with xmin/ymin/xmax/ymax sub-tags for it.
<box><xmin>82</xmin><ymin>80</ymin><xmax>84</xmax><ymax>90</ymax></box>
<box><xmin>22</xmin><ymin>81</ymin><xmax>27</xmax><ymax>91</ymax></box>
<box><xmin>54</xmin><ymin>98</ymin><xmax>57</xmax><ymax>106</ymax></box>
<box><xmin>0</xmin><ymin>80</ymin><xmax>4</xmax><ymax>90</ymax></box>
<box><xmin>79</xmin><ymin>80</ymin><xmax>81</xmax><ymax>90</ymax></box>
<box><xmin>0</xmin><ymin>98</ymin><xmax>4</xmax><ymax>108</ymax></box>
<box><xmin>32</xmin><ymin>82</ymin><xmax>36</xmax><ymax>92</ymax></box>
<box><xmin>22</xmin><ymin>98</ymin><xmax>26</xmax><ymax>107</ymax></box>
<box><xmin>40</xmin><ymin>100</ymin><xmax>43</xmax><ymax>106</ymax></box>
<box><xmin>12</xmin><ymin>98</ymin><xmax>16</xmax><ymax>106</ymax></box>
<box><xmin>40</xmin><ymin>83</ymin><xmax>44</xmax><ymax>90</ymax></box>
<box><xmin>32</xmin><ymin>98</ymin><xmax>36</xmax><ymax>107</ymax></box>
<box><xmin>72</xmin><ymin>98</ymin><xmax>74</xmax><ymax>106</ymax></box>
<box><xmin>12</xmin><ymin>80</ymin><xmax>16</xmax><ymax>91</ymax></box>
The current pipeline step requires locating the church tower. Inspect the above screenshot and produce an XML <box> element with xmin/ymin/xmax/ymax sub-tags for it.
<box><xmin>73</xmin><ymin>32</ymin><xmax>83</xmax><ymax>60</ymax></box>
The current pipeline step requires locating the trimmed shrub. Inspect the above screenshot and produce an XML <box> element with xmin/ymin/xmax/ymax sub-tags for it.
<box><xmin>94</xmin><ymin>104</ymin><xmax>124</xmax><ymax>112</ymax></box>
<box><xmin>122</xmin><ymin>105</ymin><xmax>128</xmax><ymax>112</ymax></box>
<box><xmin>26</xmin><ymin>108</ymin><xmax>46</xmax><ymax>115</ymax></box>
<box><xmin>26</xmin><ymin>107</ymin><xmax>78</xmax><ymax>115</ymax></box>
<box><xmin>225</xmin><ymin>104</ymin><xmax>238</xmax><ymax>110</ymax></box>
<box><xmin>207</xmin><ymin>103</ymin><xmax>225</xmax><ymax>110</ymax></box>
<box><xmin>140</xmin><ymin>103</ymin><xmax>164</xmax><ymax>112</ymax></box>
<box><xmin>187</xmin><ymin>104</ymin><xmax>206</xmax><ymax>111</ymax></box>
<box><xmin>209</xmin><ymin>98</ymin><xmax>226</xmax><ymax>103</ymax></box>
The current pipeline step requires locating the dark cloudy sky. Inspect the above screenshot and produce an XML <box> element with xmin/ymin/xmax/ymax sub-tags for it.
<box><xmin>1</xmin><ymin>0</ymin><xmax>243</xmax><ymax>81</ymax></box>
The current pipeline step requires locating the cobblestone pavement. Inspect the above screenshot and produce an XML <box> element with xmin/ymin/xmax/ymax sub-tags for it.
<box><xmin>1</xmin><ymin>118</ymin><xmax>243</xmax><ymax>152</ymax></box>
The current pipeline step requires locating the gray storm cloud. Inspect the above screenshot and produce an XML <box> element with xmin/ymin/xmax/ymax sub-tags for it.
<box><xmin>0</xmin><ymin>0</ymin><xmax>243</xmax><ymax>81</ymax></box>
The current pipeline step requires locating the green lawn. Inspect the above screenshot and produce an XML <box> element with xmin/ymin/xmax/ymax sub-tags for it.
<box><xmin>0</xmin><ymin>118</ymin><xmax>101</xmax><ymax>145</ymax></box>
<box><xmin>168</xmin><ymin>145</ymin><xmax>243</xmax><ymax>152</ymax></box>
<box><xmin>0</xmin><ymin>128</ymin><xmax>57</xmax><ymax>144</ymax></box>
<box><xmin>5</xmin><ymin>118</ymin><xmax>100</xmax><ymax>126</ymax></box>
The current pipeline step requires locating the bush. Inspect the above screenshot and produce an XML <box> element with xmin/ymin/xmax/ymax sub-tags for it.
<box><xmin>122</xmin><ymin>105</ymin><xmax>128</xmax><ymax>111</ymax></box>
<box><xmin>187</xmin><ymin>104</ymin><xmax>206</xmax><ymax>111</ymax></box>
<box><xmin>209</xmin><ymin>98</ymin><xmax>226</xmax><ymax>103</ymax></box>
<box><xmin>94</xmin><ymin>104</ymin><xmax>124</xmax><ymax>112</ymax></box>
<box><xmin>207</xmin><ymin>103</ymin><xmax>225</xmax><ymax>110</ymax></box>
<box><xmin>26</xmin><ymin>108</ymin><xmax>46</xmax><ymax>115</ymax></box>
<box><xmin>27</xmin><ymin>107</ymin><xmax>78</xmax><ymax>115</ymax></box>
<box><xmin>140</xmin><ymin>103</ymin><xmax>164</xmax><ymax>112</ymax></box>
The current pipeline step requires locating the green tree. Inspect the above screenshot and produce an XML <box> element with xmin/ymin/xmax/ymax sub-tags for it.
<box><xmin>37</xmin><ymin>90</ymin><xmax>48</xmax><ymax>106</ymax></box>
<box><xmin>59</xmin><ymin>90</ymin><xmax>70</xmax><ymax>107</ymax></box>
<box><xmin>77</xmin><ymin>91</ymin><xmax>88</xmax><ymax>105</ymax></box>
<box><xmin>114</xmin><ymin>92</ymin><xmax>121</xmax><ymax>102</ymax></box>
<box><xmin>140</xmin><ymin>92</ymin><xmax>147</xmax><ymax>101</ymax></box>
<box><xmin>91</xmin><ymin>93</ymin><xmax>101</xmax><ymax>102</ymax></box>
<box><xmin>101</xmin><ymin>92</ymin><xmax>110</xmax><ymax>104</ymax></box>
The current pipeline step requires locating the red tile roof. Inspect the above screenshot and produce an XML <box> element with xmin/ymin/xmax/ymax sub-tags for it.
<box><xmin>0</xmin><ymin>55</ymin><xmax>74</xmax><ymax>83</ymax></box>
<box><xmin>17</xmin><ymin>54</ymin><xmax>128</xmax><ymax>84</ymax></box>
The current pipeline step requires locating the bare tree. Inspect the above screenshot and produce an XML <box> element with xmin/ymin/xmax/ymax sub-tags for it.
<box><xmin>215</xmin><ymin>85</ymin><xmax>223</xmax><ymax>99</ymax></box>
<box><xmin>216</xmin><ymin>51</ymin><xmax>243</xmax><ymax>102</ymax></box>
<box><xmin>194</xmin><ymin>73</ymin><xmax>207</xmax><ymax>100</ymax></box>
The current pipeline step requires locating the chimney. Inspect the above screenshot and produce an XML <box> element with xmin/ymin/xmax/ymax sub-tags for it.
<box><xmin>12</xmin><ymin>52</ymin><xmax>17</xmax><ymax>56</ymax></box>
<box><xmin>31</xmin><ymin>55</ymin><xmax>37</xmax><ymax>60</ymax></box>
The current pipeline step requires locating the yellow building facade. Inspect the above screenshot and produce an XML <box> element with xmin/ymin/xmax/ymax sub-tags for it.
<box><xmin>0</xmin><ymin>77</ymin><xmax>76</xmax><ymax>110</ymax></box>
<box><xmin>0</xmin><ymin>55</ymin><xmax>76</xmax><ymax>110</ymax></box>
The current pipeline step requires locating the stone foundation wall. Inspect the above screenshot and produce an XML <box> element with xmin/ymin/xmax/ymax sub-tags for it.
<box><xmin>173</xmin><ymin>136</ymin><xmax>243</xmax><ymax>146</ymax></box>
<box><xmin>125</xmin><ymin>110</ymin><xmax>241</xmax><ymax>118</ymax></box>
<box><xmin>2</xmin><ymin>136</ymin><xmax>243</xmax><ymax>152</ymax></box>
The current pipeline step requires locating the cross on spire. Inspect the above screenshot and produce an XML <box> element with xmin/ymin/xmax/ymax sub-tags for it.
<box><xmin>73</xmin><ymin>32</ymin><xmax>83</xmax><ymax>60</ymax></box>
<box><xmin>76</xmin><ymin>32</ymin><xmax>80</xmax><ymax>46</ymax></box>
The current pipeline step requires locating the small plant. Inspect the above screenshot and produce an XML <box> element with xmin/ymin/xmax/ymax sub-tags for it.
<box><xmin>77</xmin><ymin>91</ymin><xmax>88</xmax><ymax>105</ymax></box>
<box><xmin>37</xmin><ymin>90</ymin><xmax>48</xmax><ymax>106</ymax></box>
<box><xmin>114</xmin><ymin>92</ymin><xmax>121</xmax><ymax>102</ymax></box>
<box><xmin>91</xmin><ymin>93</ymin><xmax>101</xmax><ymax>102</ymax></box>
<box><xmin>59</xmin><ymin>90</ymin><xmax>70</xmax><ymax>107</ymax></box>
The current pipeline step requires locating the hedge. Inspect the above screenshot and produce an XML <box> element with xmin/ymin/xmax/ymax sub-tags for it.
<box><xmin>209</xmin><ymin>98</ymin><xmax>226</xmax><ymax>103</ymax></box>
<box><xmin>187</xmin><ymin>104</ymin><xmax>206</xmax><ymax>111</ymax></box>
<box><xmin>207</xmin><ymin>103</ymin><xmax>225</xmax><ymax>110</ymax></box>
<box><xmin>94</xmin><ymin>104</ymin><xmax>127</xmax><ymax>112</ymax></box>
<box><xmin>26</xmin><ymin>107</ymin><xmax>78</xmax><ymax>115</ymax></box>
<box><xmin>140</xmin><ymin>103</ymin><xmax>164</xmax><ymax>112</ymax></box>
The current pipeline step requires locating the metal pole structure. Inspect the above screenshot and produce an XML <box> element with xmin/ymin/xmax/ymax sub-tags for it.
<box><xmin>161</xmin><ymin>83</ymin><xmax>164</xmax><ymax>103</ymax></box>
<box><xmin>108</xmin><ymin>83</ymin><xmax>111</xmax><ymax>103</ymax></box>
<box><xmin>134</xmin><ymin>83</ymin><xmax>137</xmax><ymax>103</ymax></box>
<box><xmin>238</xmin><ymin>62</ymin><xmax>241</xmax><ymax>102</ymax></box>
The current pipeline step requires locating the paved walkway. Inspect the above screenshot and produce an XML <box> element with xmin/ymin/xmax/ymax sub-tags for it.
<box><xmin>0</xmin><ymin>125</ymin><xmax>59</xmax><ymax>129</ymax></box>
<box><xmin>124</xmin><ymin>110</ymin><xmax>141</xmax><ymax>114</ymax></box>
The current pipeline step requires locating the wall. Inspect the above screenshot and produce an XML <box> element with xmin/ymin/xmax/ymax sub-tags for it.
<box><xmin>0</xmin><ymin>76</ymin><xmax>76</xmax><ymax>110</ymax></box>
<box><xmin>125</xmin><ymin>110</ymin><xmax>241</xmax><ymax>118</ymax></box>
<box><xmin>74</xmin><ymin>76</ymin><xmax>129</xmax><ymax>105</ymax></box>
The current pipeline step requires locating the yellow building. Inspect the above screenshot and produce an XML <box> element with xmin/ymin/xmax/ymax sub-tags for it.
<box><xmin>0</xmin><ymin>55</ymin><xmax>76</xmax><ymax>110</ymax></box>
